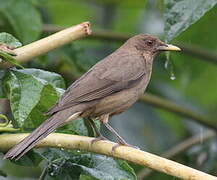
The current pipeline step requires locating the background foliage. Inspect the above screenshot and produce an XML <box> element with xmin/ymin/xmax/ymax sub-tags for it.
<box><xmin>0</xmin><ymin>0</ymin><xmax>217</xmax><ymax>179</ymax></box>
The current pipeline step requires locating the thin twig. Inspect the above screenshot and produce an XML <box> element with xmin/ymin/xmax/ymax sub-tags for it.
<box><xmin>0</xmin><ymin>133</ymin><xmax>217</xmax><ymax>180</ymax></box>
<box><xmin>137</xmin><ymin>130</ymin><xmax>216</xmax><ymax>179</ymax></box>
<box><xmin>0</xmin><ymin>127</ymin><xmax>20</xmax><ymax>132</ymax></box>
<box><xmin>1</xmin><ymin>22</ymin><xmax>91</xmax><ymax>68</ymax></box>
<box><xmin>39</xmin><ymin>166</ymin><xmax>48</xmax><ymax>180</ymax></box>
<box><xmin>140</xmin><ymin>94</ymin><xmax>217</xmax><ymax>131</ymax></box>
<box><xmin>43</xmin><ymin>24</ymin><xmax>217</xmax><ymax>64</ymax></box>
<box><xmin>43</xmin><ymin>24</ymin><xmax>134</xmax><ymax>41</ymax></box>
<box><xmin>178</xmin><ymin>43</ymin><xmax>217</xmax><ymax>65</ymax></box>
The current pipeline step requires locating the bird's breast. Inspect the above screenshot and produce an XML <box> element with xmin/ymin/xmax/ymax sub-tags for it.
<box><xmin>137</xmin><ymin>53</ymin><xmax>153</xmax><ymax>96</ymax></box>
<box><xmin>88</xmin><ymin>53</ymin><xmax>154</xmax><ymax>118</ymax></box>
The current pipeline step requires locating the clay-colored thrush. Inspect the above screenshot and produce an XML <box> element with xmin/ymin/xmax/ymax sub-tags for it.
<box><xmin>4</xmin><ymin>34</ymin><xmax>180</xmax><ymax>160</ymax></box>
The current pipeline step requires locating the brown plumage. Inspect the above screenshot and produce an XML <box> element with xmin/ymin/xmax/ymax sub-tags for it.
<box><xmin>4</xmin><ymin>34</ymin><xmax>180</xmax><ymax>160</ymax></box>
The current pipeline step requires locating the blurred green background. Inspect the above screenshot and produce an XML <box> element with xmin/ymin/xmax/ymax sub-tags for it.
<box><xmin>0</xmin><ymin>0</ymin><xmax>217</xmax><ymax>179</ymax></box>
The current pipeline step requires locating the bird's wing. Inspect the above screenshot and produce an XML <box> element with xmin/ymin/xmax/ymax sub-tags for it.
<box><xmin>46</xmin><ymin>52</ymin><xmax>146</xmax><ymax>114</ymax></box>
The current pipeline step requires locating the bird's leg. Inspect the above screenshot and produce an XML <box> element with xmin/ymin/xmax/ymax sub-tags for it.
<box><xmin>87</xmin><ymin>118</ymin><xmax>108</xmax><ymax>144</ymax></box>
<box><xmin>100</xmin><ymin>114</ymin><xmax>127</xmax><ymax>144</ymax></box>
<box><xmin>83</xmin><ymin>117</ymin><xmax>95</xmax><ymax>137</ymax></box>
<box><xmin>101</xmin><ymin>114</ymin><xmax>138</xmax><ymax>150</ymax></box>
<box><xmin>103</xmin><ymin>123</ymin><xmax>127</xmax><ymax>144</ymax></box>
<box><xmin>88</xmin><ymin>118</ymin><xmax>102</xmax><ymax>137</ymax></box>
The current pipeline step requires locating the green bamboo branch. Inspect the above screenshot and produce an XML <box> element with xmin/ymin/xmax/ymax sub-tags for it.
<box><xmin>0</xmin><ymin>133</ymin><xmax>216</xmax><ymax>180</ymax></box>
<box><xmin>1</xmin><ymin>22</ymin><xmax>91</xmax><ymax>68</ymax></box>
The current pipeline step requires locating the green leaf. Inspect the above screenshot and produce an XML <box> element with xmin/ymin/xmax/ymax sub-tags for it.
<box><xmin>164</xmin><ymin>7</ymin><xmax>217</xmax><ymax>109</ymax></box>
<box><xmin>0</xmin><ymin>33</ymin><xmax>22</xmax><ymax>67</ymax></box>
<box><xmin>0</xmin><ymin>32</ymin><xmax>23</xmax><ymax>67</ymax></box>
<box><xmin>0</xmin><ymin>0</ymin><xmax>42</xmax><ymax>44</ymax></box>
<box><xmin>0</xmin><ymin>32</ymin><xmax>22</xmax><ymax>48</ymax></box>
<box><xmin>43</xmin><ymin>148</ymin><xmax>137</xmax><ymax>180</ymax></box>
<box><xmin>18</xmin><ymin>68</ymin><xmax>66</xmax><ymax>90</ymax></box>
<box><xmin>58</xmin><ymin>118</ymin><xmax>101</xmax><ymax>137</ymax></box>
<box><xmin>0</xmin><ymin>50</ymin><xmax>23</xmax><ymax>68</ymax></box>
<box><xmin>58</xmin><ymin>118</ymin><xmax>89</xmax><ymax>136</ymax></box>
<box><xmin>164</xmin><ymin>0</ymin><xmax>217</xmax><ymax>41</ymax></box>
<box><xmin>11</xmin><ymin>150</ymin><xmax>43</xmax><ymax>167</ymax></box>
<box><xmin>3</xmin><ymin>68</ymin><xmax>65</xmax><ymax>128</ymax></box>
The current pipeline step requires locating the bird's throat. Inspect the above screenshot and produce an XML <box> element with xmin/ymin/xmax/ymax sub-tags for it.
<box><xmin>140</xmin><ymin>53</ymin><xmax>154</xmax><ymax>94</ymax></box>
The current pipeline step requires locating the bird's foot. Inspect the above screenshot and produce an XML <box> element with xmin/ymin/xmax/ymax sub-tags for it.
<box><xmin>102</xmin><ymin>122</ymin><xmax>139</xmax><ymax>151</ymax></box>
<box><xmin>91</xmin><ymin>135</ymin><xmax>108</xmax><ymax>145</ymax></box>
<box><xmin>112</xmin><ymin>140</ymin><xmax>139</xmax><ymax>151</ymax></box>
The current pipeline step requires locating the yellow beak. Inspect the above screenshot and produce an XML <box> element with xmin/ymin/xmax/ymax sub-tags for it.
<box><xmin>157</xmin><ymin>44</ymin><xmax>181</xmax><ymax>51</ymax></box>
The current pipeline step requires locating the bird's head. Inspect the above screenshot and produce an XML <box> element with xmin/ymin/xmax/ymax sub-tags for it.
<box><xmin>126</xmin><ymin>34</ymin><xmax>181</xmax><ymax>56</ymax></box>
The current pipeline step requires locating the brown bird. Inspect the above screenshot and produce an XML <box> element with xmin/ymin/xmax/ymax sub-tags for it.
<box><xmin>4</xmin><ymin>34</ymin><xmax>180</xmax><ymax>160</ymax></box>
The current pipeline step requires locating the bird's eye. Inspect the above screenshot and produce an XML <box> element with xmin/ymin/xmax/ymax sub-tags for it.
<box><xmin>146</xmin><ymin>40</ymin><xmax>153</xmax><ymax>46</ymax></box>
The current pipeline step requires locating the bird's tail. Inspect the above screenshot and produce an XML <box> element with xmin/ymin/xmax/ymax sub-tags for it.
<box><xmin>4</xmin><ymin>111</ymin><xmax>81</xmax><ymax>160</ymax></box>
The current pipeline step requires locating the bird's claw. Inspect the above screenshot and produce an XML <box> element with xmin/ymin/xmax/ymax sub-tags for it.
<box><xmin>112</xmin><ymin>142</ymin><xmax>139</xmax><ymax>151</ymax></box>
<box><xmin>91</xmin><ymin>135</ymin><xmax>108</xmax><ymax>145</ymax></box>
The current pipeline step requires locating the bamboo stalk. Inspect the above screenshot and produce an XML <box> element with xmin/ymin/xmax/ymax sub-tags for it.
<box><xmin>2</xmin><ymin>22</ymin><xmax>91</xmax><ymax>67</ymax></box>
<box><xmin>0</xmin><ymin>133</ymin><xmax>216</xmax><ymax>180</ymax></box>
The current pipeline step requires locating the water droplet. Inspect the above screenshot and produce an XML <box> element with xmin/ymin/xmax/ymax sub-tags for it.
<box><xmin>164</xmin><ymin>59</ymin><xmax>169</xmax><ymax>69</ymax></box>
<box><xmin>52</xmin><ymin>164</ymin><xmax>58</xmax><ymax>169</ymax></box>
<box><xmin>164</xmin><ymin>52</ymin><xmax>176</xmax><ymax>81</ymax></box>
<box><xmin>60</xmin><ymin>148</ymin><xmax>64</xmax><ymax>151</ymax></box>
<box><xmin>170</xmin><ymin>73</ymin><xmax>176</xmax><ymax>80</ymax></box>
<box><xmin>50</xmin><ymin>172</ymin><xmax>54</xmax><ymax>176</ymax></box>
